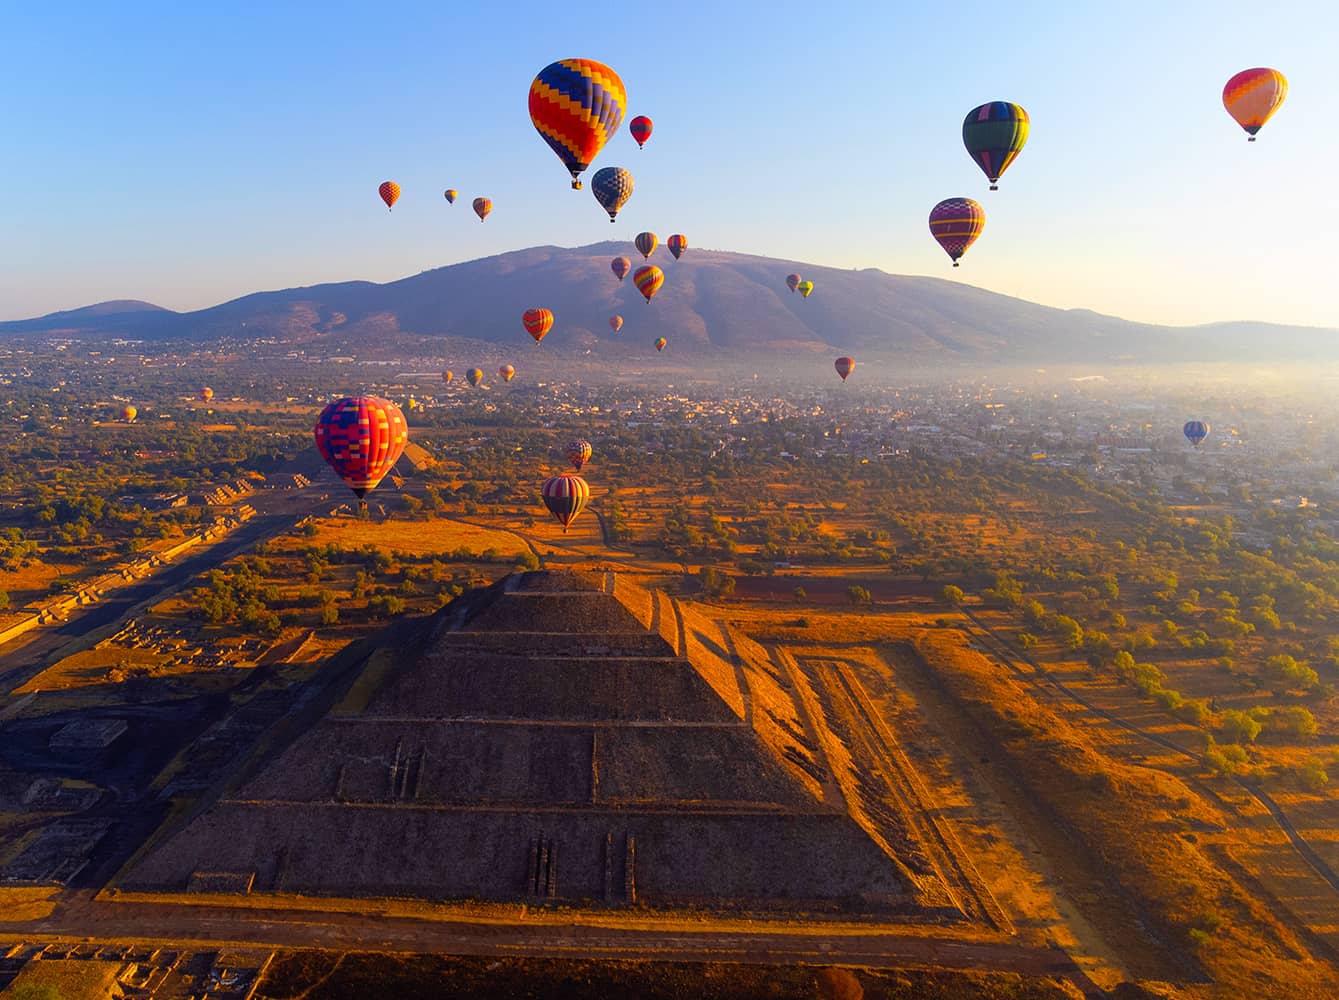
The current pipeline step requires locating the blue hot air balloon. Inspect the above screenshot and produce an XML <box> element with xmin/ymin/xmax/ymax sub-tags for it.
<box><xmin>1183</xmin><ymin>420</ymin><xmax>1210</xmax><ymax>448</ymax></box>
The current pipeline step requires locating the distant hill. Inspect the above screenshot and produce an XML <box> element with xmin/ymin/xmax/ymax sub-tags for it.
<box><xmin>3</xmin><ymin>243</ymin><xmax>1334</xmax><ymax>362</ymax></box>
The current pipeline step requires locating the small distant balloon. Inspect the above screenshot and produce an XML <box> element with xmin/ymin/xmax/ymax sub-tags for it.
<box><xmin>466</xmin><ymin>368</ymin><xmax>484</xmax><ymax>387</ymax></box>
<box><xmin>523</xmin><ymin>308</ymin><xmax>555</xmax><ymax>344</ymax></box>
<box><xmin>609</xmin><ymin>314</ymin><xmax>623</xmax><ymax>333</ymax></box>
<box><xmin>786</xmin><ymin>273</ymin><xmax>802</xmax><ymax>294</ymax></box>
<box><xmin>442</xmin><ymin>370</ymin><xmax>454</xmax><ymax>385</ymax></box>
<box><xmin>797</xmin><ymin>280</ymin><xmax>814</xmax><ymax>299</ymax></box>
<box><xmin>199</xmin><ymin>387</ymin><xmax>214</xmax><ymax>402</ymax></box>
<box><xmin>542</xmin><ymin>472</ymin><xmax>591</xmax><ymax>532</ymax></box>
<box><xmin>591</xmin><ymin>166</ymin><xmax>634</xmax><ymax>222</ymax></box>
<box><xmin>444</xmin><ymin>189</ymin><xmax>458</xmax><ymax>204</ymax></box>
<box><xmin>611</xmin><ymin>256</ymin><xmax>631</xmax><ymax>282</ymax></box>
<box><xmin>834</xmin><ymin>357</ymin><xmax>855</xmax><ymax>381</ymax></box>
<box><xmin>634</xmin><ymin>265</ymin><xmax>664</xmax><ymax>304</ymax></box>
<box><xmin>528</xmin><ymin>59</ymin><xmax>626</xmax><ymax>189</ymax></box>
<box><xmin>635</xmin><ymin>231</ymin><xmax>658</xmax><ymax>259</ymax></box>
<box><xmin>654</xmin><ymin>337</ymin><xmax>667</xmax><ymax>352</ymax></box>
<box><xmin>929</xmin><ymin>198</ymin><xmax>985</xmax><ymax>266</ymax></box>
<box><xmin>629</xmin><ymin>115</ymin><xmax>653</xmax><ymax>148</ymax></box>
<box><xmin>378</xmin><ymin>181</ymin><xmax>400</xmax><ymax>211</ymax></box>
<box><xmin>1223</xmin><ymin>68</ymin><xmax>1287</xmax><ymax>140</ymax></box>
<box><xmin>499</xmin><ymin>364</ymin><xmax>516</xmax><ymax>382</ymax></box>
<box><xmin>473</xmin><ymin>197</ymin><xmax>492</xmax><ymax>221</ymax></box>
<box><xmin>120</xmin><ymin>405</ymin><xmax>137</xmax><ymax>422</ymax></box>
<box><xmin>667</xmin><ymin>234</ymin><xmax>687</xmax><ymax>260</ymax></box>
<box><xmin>565</xmin><ymin>438</ymin><xmax>592</xmax><ymax>471</ymax></box>
<box><xmin>1184</xmin><ymin>420</ymin><xmax>1210</xmax><ymax>447</ymax></box>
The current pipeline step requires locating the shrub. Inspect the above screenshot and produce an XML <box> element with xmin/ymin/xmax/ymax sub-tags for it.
<box><xmin>1297</xmin><ymin>761</ymin><xmax>1329</xmax><ymax>792</ymax></box>
<box><xmin>846</xmin><ymin>585</ymin><xmax>872</xmax><ymax>606</ymax></box>
<box><xmin>941</xmin><ymin>584</ymin><xmax>965</xmax><ymax>606</ymax></box>
<box><xmin>1220</xmin><ymin>710</ymin><xmax>1261</xmax><ymax>744</ymax></box>
<box><xmin>1203</xmin><ymin>749</ymin><xmax>1230</xmax><ymax>775</ymax></box>
<box><xmin>1267</xmin><ymin>706</ymin><xmax>1317</xmax><ymax>740</ymax></box>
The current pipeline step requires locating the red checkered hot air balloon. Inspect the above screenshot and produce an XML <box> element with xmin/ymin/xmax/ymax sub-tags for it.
<box><xmin>929</xmin><ymin>198</ymin><xmax>985</xmax><ymax>267</ymax></box>
<box><xmin>834</xmin><ymin>357</ymin><xmax>856</xmax><ymax>381</ymax></box>
<box><xmin>529</xmin><ymin>59</ymin><xmax>626</xmax><ymax>190</ymax></box>
<box><xmin>634</xmin><ymin>265</ymin><xmax>663</xmax><ymax>304</ymax></box>
<box><xmin>565</xmin><ymin>438</ymin><xmax>592</xmax><ymax>472</ymax></box>
<box><xmin>591</xmin><ymin>166</ymin><xmax>634</xmax><ymax>222</ymax></box>
<box><xmin>629</xmin><ymin>115</ymin><xmax>653</xmax><ymax>148</ymax></box>
<box><xmin>378</xmin><ymin>181</ymin><xmax>400</xmax><ymax>210</ymax></box>
<box><xmin>473</xmin><ymin>197</ymin><xmax>492</xmax><ymax>221</ymax></box>
<box><xmin>542</xmin><ymin>473</ymin><xmax>590</xmax><ymax>532</ymax></box>
<box><xmin>634</xmin><ymin>231</ymin><xmax>658</xmax><ymax>259</ymax></box>
<box><xmin>523</xmin><ymin>308</ymin><xmax>554</xmax><ymax>344</ymax></box>
<box><xmin>611</xmin><ymin>256</ymin><xmax>631</xmax><ymax>282</ymax></box>
<box><xmin>667</xmin><ymin>234</ymin><xmax>687</xmax><ymax>260</ymax></box>
<box><xmin>314</xmin><ymin>395</ymin><xmax>408</xmax><ymax>506</ymax></box>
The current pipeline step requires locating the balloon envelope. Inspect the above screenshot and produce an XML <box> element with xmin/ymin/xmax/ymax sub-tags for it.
<box><xmin>786</xmin><ymin>273</ymin><xmax>802</xmax><ymax>293</ymax></box>
<box><xmin>529</xmin><ymin>59</ymin><xmax>626</xmax><ymax>189</ymax></box>
<box><xmin>629</xmin><ymin>115</ymin><xmax>653</xmax><ymax>148</ymax></box>
<box><xmin>120</xmin><ymin>405</ymin><xmax>137</xmax><ymax>422</ymax></box>
<box><xmin>499</xmin><ymin>364</ymin><xmax>516</xmax><ymax>382</ymax></box>
<box><xmin>523</xmin><ymin>308</ymin><xmax>555</xmax><ymax>343</ymax></box>
<box><xmin>314</xmin><ymin>395</ymin><xmax>408</xmax><ymax>498</ymax></box>
<box><xmin>609</xmin><ymin>314</ymin><xmax>623</xmax><ymax>333</ymax></box>
<box><xmin>444</xmin><ymin>189</ymin><xmax>457</xmax><ymax>204</ymax></box>
<box><xmin>929</xmin><ymin>198</ymin><xmax>985</xmax><ymax>265</ymax></box>
<box><xmin>199</xmin><ymin>387</ymin><xmax>214</xmax><ymax>401</ymax></box>
<box><xmin>591</xmin><ymin>166</ymin><xmax>634</xmax><ymax>221</ymax></box>
<box><xmin>472</xmin><ymin>197</ymin><xmax>492</xmax><ymax>221</ymax></box>
<box><xmin>634</xmin><ymin>265</ymin><xmax>664</xmax><ymax>303</ymax></box>
<box><xmin>654</xmin><ymin>337</ymin><xmax>667</xmax><ymax>352</ymax></box>
<box><xmin>466</xmin><ymin>368</ymin><xmax>484</xmax><ymax>387</ymax></box>
<box><xmin>565</xmin><ymin>438</ymin><xmax>592</xmax><ymax>471</ymax></box>
<box><xmin>962</xmin><ymin>102</ymin><xmax>1029</xmax><ymax>189</ymax></box>
<box><xmin>634</xmin><ymin>232</ymin><xmax>658</xmax><ymax>259</ymax></box>
<box><xmin>1223</xmin><ymin>68</ymin><xmax>1287</xmax><ymax>139</ymax></box>
<box><xmin>797</xmin><ymin>280</ymin><xmax>814</xmax><ymax>298</ymax></box>
<box><xmin>611</xmin><ymin>256</ymin><xmax>631</xmax><ymax>281</ymax></box>
<box><xmin>834</xmin><ymin>357</ymin><xmax>855</xmax><ymax>381</ymax></box>
<box><xmin>542</xmin><ymin>473</ymin><xmax>590</xmax><ymax>531</ymax></box>
<box><xmin>667</xmin><ymin>234</ymin><xmax>687</xmax><ymax>260</ymax></box>
<box><xmin>1184</xmin><ymin>420</ymin><xmax>1210</xmax><ymax>447</ymax></box>
<box><xmin>378</xmin><ymin>181</ymin><xmax>400</xmax><ymax>210</ymax></box>
<box><xmin>442</xmin><ymin>370</ymin><xmax>454</xmax><ymax>385</ymax></box>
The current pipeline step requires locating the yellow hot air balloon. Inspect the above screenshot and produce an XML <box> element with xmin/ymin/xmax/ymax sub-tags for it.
<box><xmin>1223</xmin><ymin>68</ymin><xmax>1288</xmax><ymax>141</ymax></box>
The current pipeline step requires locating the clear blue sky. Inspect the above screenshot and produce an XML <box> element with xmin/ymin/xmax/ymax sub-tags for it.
<box><xmin>3</xmin><ymin>1</ymin><xmax>1336</xmax><ymax>328</ymax></box>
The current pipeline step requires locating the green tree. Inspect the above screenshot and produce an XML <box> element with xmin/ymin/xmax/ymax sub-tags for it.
<box><xmin>846</xmin><ymin>585</ymin><xmax>872</xmax><ymax>606</ymax></box>
<box><xmin>941</xmin><ymin>584</ymin><xmax>965</xmax><ymax>606</ymax></box>
<box><xmin>1220</xmin><ymin>709</ymin><xmax>1262</xmax><ymax>744</ymax></box>
<box><xmin>1267</xmin><ymin>706</ymin><xmax>1317</xmax><ymax>740</ymax></box>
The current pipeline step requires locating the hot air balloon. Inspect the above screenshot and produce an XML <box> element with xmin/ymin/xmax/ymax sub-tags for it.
<box><xmin>629</xmin><ymin>115</ymin><xmax>653</xmax><ymax>148</ymax></box>
<box><xmin>634</xmin><ymin>265</ymin><xmax>664</xmax><ymax>304</ymax></box>
<box><xmin>1184</xmin><ymin>420</ymin><xmax>1210</xmax><ymax>447</ymax></box>
<box><xmin>406</xmin><ymin>397</ymin><xmax>420</xmax><ymax>411</ymax></box>
<box><xmin>199</xmin><ymin>387</ymin><xmax>214</xmax><ymax>402</ymax></box>
<box><xmin>609</xmin><ymin>315</ymin><xmax>623</xmax><ymax>333</ymax></box>
<box><xmin>1223</xmin><ymin>68</ymin><xmax>1287</xmax><ymax>140</ymax></box>
<box><xmin>378</xmin><ymin>181</ymin><xmax>400</xmax><ymax>210</ymax></box>
<box><xmin>542</xmin><ymin>473</ymin><xmax>590</xmax><ymax>532</ymax></box>
<box><xmin>466</xmin><ymin>368</ymin><xmax>484</xmax><ymax>387</ymax></box>
<box><xmin>834</xmin><ymin>357</ymin><xmax>855</xmax><ymax>381</ymax></box>
<box><xmin>929</xmin><ymin>198</ymin><xmax>985</xmax><ymax>266</ymax></box>
<box><xmin>444</xmin><ymin>189</ymin><xmax>457</xmax><ymax>204</ymax></box>
<box><xmin>499</xmin><ymin>364</ymin><xmax>516</xmax><ymax>382</ymax></box>
<box><xmin>611</xmin><ymin>256</ymin><xmax>631</xmax><ymax>282</ymax></box>
<box><xmin>528</xmin><ymin>59</ymin><xmax>626</xmax><ymax>190</ymax></box>
<box><xmin>797</xmin><ymin>280</ymin><xmax>814</xmax><ymax>298</ymax></box>
<box><xmin>523</xmin><ymin>308</ymin><xmax>554</xmax><ymax>344</ymax></box>
<box><xmin>654</xmin><ymin>337</ymin><xmax>667</xmax><ymax>352</ymax></box>
<box><xmin>472</xmin><ymin>197</ymin><xmax>492</xmax><ymax>221</ymax></box>
<box><xmin>120</xmin><ymin>405</ymin><xmax>137</xmax><ymax>422</ymax></box>
<box><xmin>314</xmin><ymin>395</ymin><xmax>408</xmax><ymax>510</ymax></box>
<box><xmin>786</xmin><ymin>273</ymin><xmax>802</xmax><ymax>294</ymax></box>
<box><xmin>565</xmin><ymin>438</ymin><xmax>592</xmax><ymax>471</ymax></box>
<box><xmin>591</xmin><ymin>166</ymin><xmax>634</xmax><ymax>222</ymax></box>
<box><xmin>442</xmin><ymin>370</ymin><xmax>454</xmax><ymax>385</ymax></box>
<box><xmin>962</xmin><ymin>102</ymin><xmax>1029</xmax><ymax>190</ymax></box>
<box><xmin>667</xmin><ymin>234</ymin><xmax>687</xmax><ymax>260</ymax></box>
<box><xmin>635</xmin><ymin>231</ymin><xmax>658</xmax><ymax>259</ymax></box>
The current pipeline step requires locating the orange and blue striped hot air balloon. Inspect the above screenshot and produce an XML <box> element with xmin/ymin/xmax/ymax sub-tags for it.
<box><xmin>591</xmin><ymin>166</ymin><xmax>634</xmax><ymax>222</ymax></box>
<box><xmin>962</xmin><ymin>102</ymin><xmax>1029</xmax><ymax>190</ymax></box>
<box><xmin>611</xmin><ymin>256</ymin><xmax>631</xmax><ymax>282</ymax></box>
<box><xmin>466</xmin><ymin>368</ymin><xmax>484</xmax><ymax>387</ymax></box>
<box><xmin>634</xmin><ymin>265</ymin><xmax>664</xmax><ymax>304</ymax></box>
<box><xmin>444</xmin><ymin>189</ymin><xmax>457</xmax><ymax>204</ymax></box>
<box><xmin>667</xmin><ymin>234</ymin><xmax>687</xmax><ymax>260</ymax></box>
<box><xmin>634</xmin><ymin>231</ymin><xmax>658</xmax><ymax>259</ymax></box>
<box><xmin>523</xmin><ymin>308</ymin><xmax>554</xmax><ymax>344</ymax></box>
<box><xmin>1223</xmin><ymin>68</ymin><xmax>1287</xmax><ymax>141</ymax></box>
<box><xmin>629</xmin><ymin>115</ymin><xmax>653</xmax><ymax>148</ymax></box>
<box><xmin>378</xmin><ymin>181</ymin><xmax>400</xmax><ymax>210</ymax></box>
<box><xmin>929</xmin><ymin>198</ymin><xmax>985</xmax><ymax>267</ymax></box>
<box><xmin>529</xmin><ymin>59</ymin><xmax>626</xmax><ymax>190</ymax></box>
<box><xmin>542</xmin><ymin>473</ymin><xmax>590</xmax><ymax>532</ymax></box>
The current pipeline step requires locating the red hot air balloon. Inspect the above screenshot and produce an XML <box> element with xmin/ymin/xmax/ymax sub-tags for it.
<box><xmin>611</xmin><ymin>256</ymin><xmax>631</xmax><ymax>282</ymax></box>
<box><xmin>542</xmin><ymin>473</ymin><xmax>590</xmax><ymax>532</ymax></box>
<box><xmin>634</xmin><ymin>265</ymin><xmax>664</xmax><ymax>304</ymax></box>
<box><xmin>609</xmin><ymin>314</ymin><xmax>623</xmax><ymax>333</ymax></box>
<box><xmin>565</xmin><ymin>438</ymin><xmax>592</xmax><ymax>471</ymax></box>
<box><xmin>667</xmin><ymin>234</ymin><xmax>687</xmax><ymax>260</ymax></box>
<box><xmin>1223</xmin><ymin>68</ymin><xmax>1287</xmax><ymax>140</ymax></box>
<box><xmin>786</xmin><ymin>273</ymin><xmax>802</xmax><ymax>294</ymax></box>
<box><xmin>472</xmin><ymin>197</ymin><xmax>492</xmax><ymax>221</ymax></box>
<box><xmin>314</xmin><ymin>395</ymin><xmax>408</xmax><ymax>509</ymax></box>
<box><xmin>634</xmin><ymin>231</ymin><xmax>658</xmax><ymax>259</ymax></box>
<box><xmin>834</xmin><ymin>357</ymin><xmax>856</xmax><ymax>381</ymax></box>
<box><xmin>499</xmin><ymin>364</ymin><xmax>516</xmax><ymax>382</ymax></box>
<box><xmin>629</xmin><ymin>115</ymin><xmax>653</xmax><ymax>148</ymax></box>
<box><xmin>928</xmin><ymin>198</ymin><xmax>985</xmax><ymax>267</ymax></box>
<box><xmin>523</xmin><ymin>308</ymin><xmax>555</xmax><ymax>344</ymax></box>
<box><xmin>378</xmin><ymin>181</ymin><xmax>400</xmax><ymax>210</ymax></box>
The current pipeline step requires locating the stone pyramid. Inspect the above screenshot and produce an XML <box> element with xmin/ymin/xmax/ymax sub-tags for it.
<box><xmin>122</xmin><ymin>570</ymin><xmax>929</xmax><ymax>910</ymax></box>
